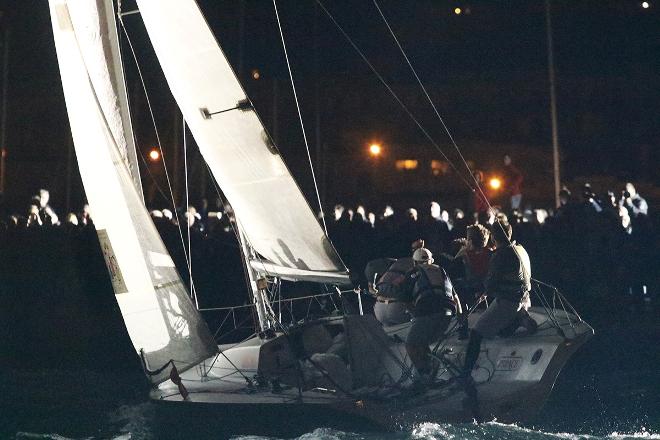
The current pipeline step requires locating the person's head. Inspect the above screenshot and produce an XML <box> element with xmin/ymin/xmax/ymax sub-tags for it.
<box><xmin>430</xmin><ymin>201</ymin><xmax>441</xmax><ymax>219</ymax></box>
<box><xmin>150</xmin><ymin>210</ymin><xmax>163</xmax><ymax>219</ymax></box>
<box><xmin>535</xmin><ymin>209</ymin><xmax>548</xmax><ymax>224</ymax></box>
<box><xmin>367</xmin><ymin>212</ymin><xmax>376</xmax><ymax>226</ymax></box>
<box><xmin>356</xmin><ymin>205</ymin><xmax>366</xmax><ymax>221</ymax></box>
<box><xmin>625</xmin><ymin>182</ymin><xmax>637</xmax><ymax>197</ymax></box>
<box><xmin>441</xmin><ymin>209</ymin><xmax>450</xmax><ymax>223</ymax></box>
<box><xmin>406</xmin><ymin>208</ymin><xmax>418</xmax><ymax>221</ymax></box>
<box><xmin>503</xmin><ymin>155</ymin><xmax>512</xmax><ymax>166</ymax></box>
<box><xmin>161</xmin><ymin>209</ymin><xmax>173</xmax><ymax>221</ymax></box>
<box><xmin>466</xmin><ymin>224</ymin><xmax>489</xmax><ymax>249</ymax></box>
<box><xmin>383</xmin><ymin>205</ymin><xmax>394</xmax><ymax>218</ymax></box>
<box><xmin>412</xmin><ymin>247</ymin><xmax>434</xmax><ymax>265</ymax></box>
<box><xmin>491</xmin><ymin>220</ymin><xmax>512</xmax><ymax>247</ymax></box>
<box><xmin>333</xmin><ymin>204</ymin><xmax>344</xmax><ymax>221</ymax></box>
<box><xmin>186</xmin><ymin>206</ymin><xmax>199</xmax><ymax>227</ymax></box>
<box><xmin>581</xmin><ymin>183</ymin><xmax>594</xmax><ymax>201</ymax></box>
<box><xmin>38</xmin><ymin>189</ymin><xmax>50</xmax><ymax>207</ymax></box>
<box><xmin>454</xmin><ymin>208</ymin><xmax>465</xmax><ymax>220</ymax></box>
<box><xmin>66</xmin><ymin>213</ymin><xmax>79</xmax><ymax>226</ymax></box>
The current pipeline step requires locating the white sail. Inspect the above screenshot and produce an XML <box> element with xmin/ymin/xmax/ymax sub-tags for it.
<box><xmin>97</xmin><ymin>0</ymin><xmax>143</xmax><ymax>199</ymax></box>
<box><xmin>49</xmin><ymin>0</ymin><xmax>217</xmax><ymax>384</ymax></box>
<box><xmin>136</xmin><ymin>0</ymin><xmax>348</xmax><ymax>280</ymax></box>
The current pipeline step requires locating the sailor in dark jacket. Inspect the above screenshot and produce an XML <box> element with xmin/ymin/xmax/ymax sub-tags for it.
<box><xmin>462</xmin><ymin>220</ymin><xmax>536</xmax><ymax>378</ymax></box>
<box><xmin>403</xmin><ymin>247</ymin><xmax>457</xmax><ymax>381</ymax></box>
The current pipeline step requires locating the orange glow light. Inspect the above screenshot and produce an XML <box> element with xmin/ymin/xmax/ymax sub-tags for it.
<box><xmin>369</xmin><ymin>143</ymin><xmax>382</xmax><ymax>156</ymax></box>
<box><xmin>252</xmin><ymin>69</ymin><xmax>260</xmax><ymax>80</ymax></box>
<box><xmin>149</xmin><ymin>149</ymin><xmax>160</xmax><ymax>161</ymax></box>
<box><xmin>489</xmin><ymin>177</ymin><xmax>502</xmax><ymax>190</ymax></box>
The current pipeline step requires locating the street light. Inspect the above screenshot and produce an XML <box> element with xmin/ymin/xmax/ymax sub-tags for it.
<box><xmin>368</xmin><ymin>143</ymin><xmax>382</xmax><ymax>157</ymax></box>
<box><xmin>454</xmin><ymin>7</ymin><xmax>462</xmax><ymax>15</ymax></box>
<box><xmin>149</xmin><ymin>148</ymin><xmax>160</xmax><ymax>161</ymax></box>
<box><xmin>489</xmin><ymin>177</ymin><xmax>502</xmax><ymax>190</ymax></box>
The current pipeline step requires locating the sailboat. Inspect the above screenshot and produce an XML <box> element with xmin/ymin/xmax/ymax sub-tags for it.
<box><xmin>48</xmin><ymin>0</ymin><xmax>593</xmax><ymax>432</ymax></box>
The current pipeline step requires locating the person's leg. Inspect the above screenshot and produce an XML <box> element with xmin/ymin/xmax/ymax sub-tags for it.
<box><xmin>405</xmin><ymin>315</ymin><xmax>437</xmax><ymax>375</ymax></box>
<box><xmin>405</xmin><ymin>343</ymin><xmax>429</xmax><ymax>373</ymax></box>
<box><xmin>462</xmin><ymin>329</ymin><xmax>483</xmax><ymax>375</ymax></box>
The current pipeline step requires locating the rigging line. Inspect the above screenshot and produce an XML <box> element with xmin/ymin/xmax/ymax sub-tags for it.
<box><xmin>202</xmin><ymin>162</ymin><xmax>269</xmax><ymax>318</ymax></box>
<box><xmin>370</xmin><ymin>1</ymin><xmax>537</xmax><ymax>293</ymax></box>
<box><xmin>273</xmin><ymin>0</ymin><xmax>329</xmax><ymax>234</ymax></box>
<box><xmin>183</xmin><ymin>116</ymin><xmax>198</xmax><ymax>308</ymax></box>
<box><xmin>370</xmin><ymin>3</ymin><xmax>532</xmax><ymax>299</ymax></box>
<box><xmin>204</xmin><ymin>162</ymin><xmax>275</xmax><ymax>285</ymax></box>
<box><xmin>315</xmin><ymin>0</ymin><xmax>475</xmax><ymax>190</ymax></box>
<box><xmin>372</xmin><ymin>0</ymin><xmax>531</xmax><ymax>316</ymax></box>
<box><xmin>372</xmin><ymin>0</ymin><xmax>497</xmax><ymax>225</ymax></box>
<box><xmin>135</xmin><ymin>142</ymin><xmax>170</xmax><ymax>202</ymax></box>
<box><xmin>117</xmin><ymin>13</ymin><xmax>192</xmax><ymax>270</ymax></box>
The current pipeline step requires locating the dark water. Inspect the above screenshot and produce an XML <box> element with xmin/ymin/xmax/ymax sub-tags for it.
<box><xmin>2</xmin><ymin>303</ymin><xmax>659</xmax><ymax>440</ymax></box>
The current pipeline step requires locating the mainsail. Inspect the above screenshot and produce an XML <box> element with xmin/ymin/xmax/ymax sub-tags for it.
<box><xmin>49</xmin><ymin>0</ymin><xmax>217</xmax><ymax>384</ymax></box>
<box><xmin>136</xmin><ymin>0</ymin><xmax>349</xmax><ymax>283</ymax></box>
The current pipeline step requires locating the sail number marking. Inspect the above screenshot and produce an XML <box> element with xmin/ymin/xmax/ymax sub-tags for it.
<box><xmin>496</xmin><ymin>356</ymin><xmax>523</xmax><ymax>371</ymax></box>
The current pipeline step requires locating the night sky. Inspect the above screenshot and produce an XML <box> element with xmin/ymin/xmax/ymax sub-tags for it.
<box><xmin>1</xmin><ymin>0</ymin><xmax>659</xmax><ymax>212</ymax></box>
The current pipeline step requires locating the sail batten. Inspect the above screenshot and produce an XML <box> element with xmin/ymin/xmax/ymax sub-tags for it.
<box><xmin>136</xmin><ymin>0</ymin><xmax>347</xmax><ymax>276</ymax></box>
<box><xmin>49</xmin><ymin>0</ymin><xmax>217</xmax><ymax>385</ymax></box>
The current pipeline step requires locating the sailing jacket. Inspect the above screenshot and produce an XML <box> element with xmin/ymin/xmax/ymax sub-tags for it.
<box><xmin>404</xmin><ymin>263</ymin><xmax>455</xmax><ymax>317</ymax></box>
<box><xmin>485</xmin><ymin>242</ymin><xmax>531</xmax><ymax>303</ymax></box>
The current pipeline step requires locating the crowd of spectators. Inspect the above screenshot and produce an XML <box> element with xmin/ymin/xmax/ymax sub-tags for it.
<box><xmin>328</xmin><ymin>182</ymin><xmax>656</xmax><ymax>308</ymax></box>
<box><xmin>1</xmin><ymin>181</ymin><xmax>656</xmax><ymax>311</ymax></box>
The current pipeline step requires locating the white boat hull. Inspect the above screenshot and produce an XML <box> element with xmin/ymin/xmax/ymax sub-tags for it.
<box><xmin>151</xmin><ymin>307</ymin><xmax>592</xmax><ymax>430</ymax></box>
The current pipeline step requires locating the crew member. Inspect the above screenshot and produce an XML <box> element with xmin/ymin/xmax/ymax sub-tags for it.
<box><xmin>403</xmin><ymin>247</ymin><xmax>457</xmax><ymax>381</ymax></box>
<box><xmin>461</xmin><ymin>220</ymin><xmax>536</xmax><ymax>379</ymax></box>
<box><xmin>368</xmin><ymin>239</ymin><xmax>424</xmax><ymax>326</ymax></box>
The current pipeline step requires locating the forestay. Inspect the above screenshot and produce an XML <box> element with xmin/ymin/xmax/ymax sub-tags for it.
<box><xmin>136</xmin><ymin>0</ymin><xmax>348</xmax><ymax>280</ymax></box>
<box><xmin>49</xmin><ymin>0</ymin><xmax>217</xmax><ymax>384</ymax></box>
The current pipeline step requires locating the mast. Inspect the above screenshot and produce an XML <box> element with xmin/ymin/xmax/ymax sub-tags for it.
<box><xmin>545</xmin><ymin>0</ymin><xmax>561</xmax><ymax>208</ymax></box>
<box><xmin>236</xmin><ymin>224</ymin><xmax>273</xmax><ymax>333</ymax></box>
<box><xmin>0</xmin><ymin>20</ymin><xmax>8</xmax><ymax>195</ymax></box>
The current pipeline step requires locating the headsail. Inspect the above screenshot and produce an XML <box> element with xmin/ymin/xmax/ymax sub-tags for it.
<box><xmin>49</xmin><ymin>0</ymin><xmax>217</xmax><ymax>384</ymax></box>
<box><xmin>136</xmin><ymin>0</ymin><xmax>349</xmax><ymax>282</ymax></box>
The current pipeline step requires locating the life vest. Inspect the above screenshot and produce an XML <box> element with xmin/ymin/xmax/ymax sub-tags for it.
<box><xmin>375</xmin><ymin>257</ymin><xmax>414</xmax><ymax>301</ymax></box>
<box><xmin>410</xmin><ymin>264</ymin><xmax>455</xmax><ymax>314</ymax></box>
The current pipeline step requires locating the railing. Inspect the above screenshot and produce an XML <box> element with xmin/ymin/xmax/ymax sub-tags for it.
<box><xmin>530</xmin><ymin>278</ymin><xmax>592</xmax><ymax>339</ymax></box>
<box><xmin>198</xmin><ymin>289</ymin><xmax>356</xmax><ymax>342</ymax></box>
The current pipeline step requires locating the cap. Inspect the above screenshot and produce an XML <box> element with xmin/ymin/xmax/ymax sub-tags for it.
<box><xmin>413</xmin><ymin>248</ymin><xmax>433</xmax><ymax>264</ymax></box>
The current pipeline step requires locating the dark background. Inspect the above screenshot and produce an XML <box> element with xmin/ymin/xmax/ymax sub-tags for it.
<box><xmin>1</xmin><ymin>0</ymin><xmax>659</xmax><ymax>214</ymax></box>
